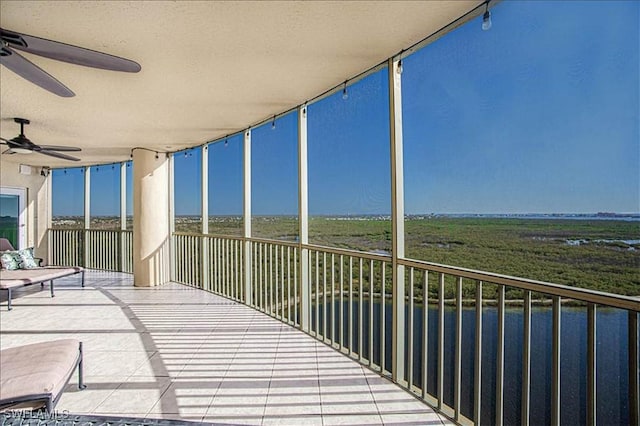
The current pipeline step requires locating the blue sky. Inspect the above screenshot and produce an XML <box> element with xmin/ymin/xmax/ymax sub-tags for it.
<box><xmin>52</xmin><ymin>168</ymin><xmax>84</xmax><ymax>216</ymax></box>
<box><xmin>52</xmin><ymin>163</ymin><xmax>132</xmax><ymax>217</ymax></box>
<box><xmin>53</xmin><ymin>0</ymin><xmax>639</xmax><ymax>217</ymax></box>
<box><xmin>402</xmin><ymin>0</ymin><xmax>639</xmax><ymax>214</ymax></box>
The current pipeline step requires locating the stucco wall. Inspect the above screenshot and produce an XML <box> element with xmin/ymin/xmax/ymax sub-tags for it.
<box><xmin>0</xmin><ymin>159</ymin><xmax>50</xmax><ymax>261</ymax></box>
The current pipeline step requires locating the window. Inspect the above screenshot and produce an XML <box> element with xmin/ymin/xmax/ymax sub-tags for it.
<box><xmin>251</xmin><ymin>112</ymin><xmax>298</xmax><ymax>241</ymax></box>
<box><xmin>89</xmin><ymin>163</ymin><xmax>120</xmax><ymax>229</ymax></box>
<box><xmin>52</xmin><ymin>167</ymin><xmax>84</xmax><ymax>228</ymax></box>
<box><xmin>174</xmin><ymin>148</ymin><xmax>202</xmax><ymax>233</ymax></box>
<box><xmin>208</xmin><ymin>135</ymin><xmax>243</xmax><ymax>236</ymax></box>
<box><xmin>308</xmin><ymin>68</ymin><xmax>391</xmax><ymax>252</ymax></box>
<box><xmin>401</xmin><ymin>1</ymin><xmax>639</xmax><ymax>424</ymax></box>
<box><xmin>402</xmin><ymin>1</ymin><xmax>639</xmax><ymax>295</ymax></box>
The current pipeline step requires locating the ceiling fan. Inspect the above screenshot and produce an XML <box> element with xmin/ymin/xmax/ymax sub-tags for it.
<box><xmin>1</xmin><ymin>117</ymin><xmax>81</xmax><ymax>161</ymax></box>
<box><xmin>0</xmin><ymin>27</ymin><xmax>141</xmax><ymax>97</ymax></box>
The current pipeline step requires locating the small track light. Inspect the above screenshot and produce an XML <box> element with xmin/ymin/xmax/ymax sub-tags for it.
<box><xmin>342</xmin><ymin>82</ymin><xmax>348</xmax><ymax>100</ymax></box>
<box><xmin>482</xmin><ymin>2</ymin><xmax>492</xmax><ymax>31</ymax></box>
<box><xmin>272</xmin><ymin>115</ymin><xmax>276</xmax><ymax>130</ymax></box>
<box><xmin>155</xmin><ymin>152</ymin><xmax>159</xmax><ymax>159</ymax></box>
<box><xmin>397</xmin><ymin>59</ymin><xmax>403</xmax><ymax>74</ymax></box>
<box><xmin>225</xmin><ymin>138</ymin><xmax>228</xmax><ymax>148</ymax></box>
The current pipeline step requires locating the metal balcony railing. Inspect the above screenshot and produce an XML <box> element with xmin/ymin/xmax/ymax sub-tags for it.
<box><xmin>49</xmin><ymin>228</ymin><xmax>133</xmax><ymax>273</ymax></box>
<box><xmin>48</xmin><ymin>229</ymin><xmax>639</xmax><ymax>425</ymax></box>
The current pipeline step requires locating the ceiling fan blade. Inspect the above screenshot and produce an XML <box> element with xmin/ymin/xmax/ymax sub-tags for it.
<box><xmin>2</xmin><ymin>148</ymin><xmax>16</xmax><ymax>154</ymax></box>
<box><xmin>38</xmin><ymin>150</ymin><xmax>80</xmax><ymax>161</ymax></box>
<box><xmin>36</xmin><ymin>145</ymin><xmax>82</xmax><ymax>152</ymax></box>
<box><xmin>1</xmin><ymin>28</ymin><xmax>141</xmax><ymax>73</ymax></box>
<box><xmin>0</xmin><ymin>137</ymin><xmax>10</xmax><ymax>144</ymax></box>
<box><xmin>0</xmin><ymin>47</ymin><xmax>75</xmax><ymax>97</ymax></box>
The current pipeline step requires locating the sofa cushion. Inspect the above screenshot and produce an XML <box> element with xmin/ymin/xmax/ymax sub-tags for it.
<box><xmin>0</xmin><ymin>339</ymin><xmax>80</xmax><ymax>405</ymax></box>
<box><xmin>0</xmin><ymin>252</ymin><xmax>20</xmax><ymax>270</ymax></box>
<box><xmin>0</xmin><ymin>266</ymin><xmax>84</xmax><ymax>289</ymax></box>
<box><xmin>16</xmin><ymin>247</ymin><xmax>39</xmax><ymax>269</ymax></box>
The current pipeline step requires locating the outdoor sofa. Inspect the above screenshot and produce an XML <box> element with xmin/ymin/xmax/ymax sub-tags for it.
<box><xmin>0</xmin><ymin>238</ymin><xmax>84</xmax><ymax>310</ymax></box>
<box><xmin>0</xmin><ymin>339</ymin><xmax>86</xmax><ymax>413</ymax></box>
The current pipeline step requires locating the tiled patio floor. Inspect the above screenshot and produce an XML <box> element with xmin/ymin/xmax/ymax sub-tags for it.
<box><xmin>0</xmin><ymin>271</ymin><xmax>451</xmax><ymax>425</ymax></box>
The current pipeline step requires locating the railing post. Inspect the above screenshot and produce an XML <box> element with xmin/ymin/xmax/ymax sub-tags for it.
<box><xmin>587</xmin><ymin>303</ymin><xmax>596</xmax><ymax>426</ymax></box>
<box><xmin>168</xmin><ymin>154</ymin><xmax>175</xmax><ymax>281</ymax></box>
<box><xmin>202</xmin><ymin>145</ymin><xmax>210</xmax><ymax>291</ymax></box>
<box><xmin>389</xmin><ymin>56</ymin><xmax>405</xmax><ymax>384</ymax></box>
<box><xmin>496</xmin><ymin>286</ymin><xmax>505</xmax><ymax>426</ymax></box>
<box><xmin>120</xmin><ymin>161</ymin><xmax>127</xmax><ymax>272</ymax></box>
<box><xmin>475</xmin><ymin>281</ymin><xmax>484</xmax><ymax>425</ymax></box>
<box><xmin>552</xmin><ymin>296</ymin><xmax>561</xmax><ymax>426</ymax></box>
<box><xmin>438</xmin><ymin>273</ymin><xmax>445</xmax><ymax>410</ymax></box>
<box><xmin>454</xmin><ymin>276</ymin><xmax>463</xmax><ymax>421</ymax></box>
<box><xmin>83</xmin><ymin>166</ymin><xmax>90</xmax><ymax>268</ymax></box>
<box><xmin>243</xmin><ymin>130</ymin><xmax>253</xmax><ymax>305</ymax></box>
<box><xmin>46</xmin><ymin>172</ymin><xmax>52</xmax><ymax>265</ymax></box>
<box><xmin>522</xmin><ymin>290</ymin><xmax>532</xmax><ymax>426</ymax></box>
<box><xmin>630</xmin><ymin>311</ymin><xmax>639</xmax><ymax>426</ymax></box>
<box><xmin>298</xmin><ymin>104</ymin><xmax>310</xmax><ymax>332</ymax></box>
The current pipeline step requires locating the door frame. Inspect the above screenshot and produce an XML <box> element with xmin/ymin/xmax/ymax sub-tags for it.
<box><xmin>0</xmin><ymin>186</ymin><xmax>27</xmax><ymax>249</ymax></box>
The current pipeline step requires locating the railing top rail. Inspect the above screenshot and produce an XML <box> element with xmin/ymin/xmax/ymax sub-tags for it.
<box><xmin>209</xmin><ymin>234</ymin><xmax>247</xmax><ymax>242</ymax></box>
<box><xmin>399</xmin><ymin>257</ymin><xmax>640</xmax><ymax>312</ymax></box>
<box><xmin>250</xmin><ymin>237</ymin><xmax>299</xmax><ymax>248</ymax></box>
<box><xmin>173</xmin><ymin>231</ymin><xmax>207</xmax><ymax>237</ymax></box>
<box><xmin>174</xmin><ymin>231</ymin><xmax>245</xmax><ymax>241</ymax></box>
<box><xmin>171</xmin><ymin>233</ymin><xmax>389</xmax><ymax>260</ymax></box>
<box><xmin>70</xmin><ymin>228</ymin><xmax>637</xmax><ymax>312</ymax></box>
<box><xmin>50</xmin><ymin>228</ymin><xmax>132</xmax><ymax>233</ymax></box>
<box><xmin>305</xmin><ymin>243</ymin><xmax>391</xmax><ymax>263</ymax></box>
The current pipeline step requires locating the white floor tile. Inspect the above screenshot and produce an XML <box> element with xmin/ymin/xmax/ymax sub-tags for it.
<box><xmin>1</xmin><ymin>271</ymin><xmax>445</xmax><ymax>425</ymax></box>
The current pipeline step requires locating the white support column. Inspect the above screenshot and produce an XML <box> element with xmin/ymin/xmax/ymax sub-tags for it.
<box><xmin>83</xmin><ymin>166</ymin><xmax>91</xmax><ymax>267</ymax></box>
<box><xmin>133</xmin><ymin>149</ymin><xmax>171</xmax><ymax>286</ymax></box>
<box><xmin>168</xmin><ymin>154</ymin><xmax>175</xmax><ymax>281</ymax></box>
<box><xmin>46</xmin><ymin>171</ymin><xmax>53</xmax><ymax>264</ymax></box>
<box><xmin>84</xmin><ymin>166</ymin><xmax>91</xmax><ymax>229</ymax></box>
<box><xmin>202</xmin><ymin>146</ymin><xmax>209</xmax><ymax>234</ymax></box>
<box><xmin>298</xmin><ymin>105</ymin><xmax>310</xmax><ymax>332</ymax></box>
<box><xmin>120</xmin><ymin>162</ymin><xmax>127</xmax><ymax>271</ymax></box>
<box><xmin>202</xmin><ymin>145</ymin><xmax>210</xmax><ymax>290</ymax></box>
<box><xmin>243</xmin><ymin>130</ymin><xmax>253</xmax><ymax>305</ymax></box>
<box><xmin>389</xmin><ymin>57</ymin><xmax>406</xmax><ymax>384</ymax></box>
<box><xmin>120</xmin><ymin>162</ymin><xmax>127</xmax><ymax>231</ymax></box>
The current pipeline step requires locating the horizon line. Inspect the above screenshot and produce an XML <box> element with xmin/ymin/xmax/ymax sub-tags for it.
<box><xmin>48</xmin><ymin>212</ymin><xmax>640</xmax><ymax>218</ymax></box>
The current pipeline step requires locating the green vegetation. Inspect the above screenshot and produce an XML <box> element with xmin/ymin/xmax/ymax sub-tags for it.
<box><xmin>0</xmin><ymin>216</ymin><xmax>18</xmax><ymax>247</ymax></box>
<box><xmin>52</xmin><ymin>215</ymin><xmax>640</xmax><ymax>297</ymax></box>
<box><xmin>404</xmin><ymin>217</ymin><xmax>639</xmax><ymax>297</ymax></box>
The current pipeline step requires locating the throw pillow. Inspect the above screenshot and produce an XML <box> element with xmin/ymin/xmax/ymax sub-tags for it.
<box><xmin>16</xmin><ymin>247</ymin><xmax>39</xmax><ymax>269</ymax></box>
<box><xmin>0</xmin><ymin>251</ymin><xmax>21</xmax><ymax>270</ymax></box>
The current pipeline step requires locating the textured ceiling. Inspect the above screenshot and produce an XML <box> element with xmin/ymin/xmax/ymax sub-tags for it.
<box><xmin>0</xmin><ymin>0</ymin><xmax>480</xmax><ymax>167</ymax></box>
